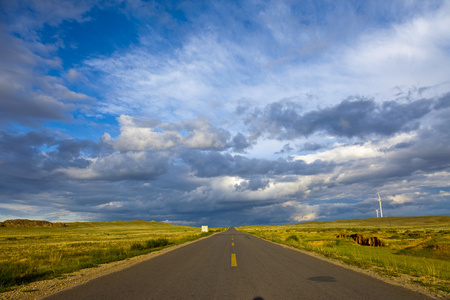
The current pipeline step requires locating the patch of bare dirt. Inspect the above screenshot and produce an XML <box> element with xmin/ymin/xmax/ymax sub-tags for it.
<box><xmin>336</xmin><ymin>233</ymin><xmax>383</xmax><ymax>246</ymax></box>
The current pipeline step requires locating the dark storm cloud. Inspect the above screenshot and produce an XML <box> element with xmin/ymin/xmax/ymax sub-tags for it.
<box><xmin>248</xmin><ymin>97</ymin><xmax>434</xmax><ymax>140</ymax></box>
<box><xmin>181</xmin><ymin>150</ymin><xmax>334</xmax><ymax>178</ymax></box>
<box><xmin>397</xmin><ymin>120</ymin><xmax>450</xmax><ymax>173</ymax></box>
<box><xmin>300</xmin><ymin>142</ymin><xmax>325</xmax><ymax>151</ymax></box>
<box><xmin>234</xmin><ymin>177</ymin><xmax>271</xmax><ymax>191</ymax></box>
<box><xmin>68</xmin><ymin>150</ymin><xmax>173</xmax><ymax>181</ymax></box>
<box><xmin>231</xmin><ymin>132</ymin><xmax>252</xmax><ymax>153</ymax></box>
<box><xmin>0</xmin><ymin>31</ymin><xmax>66</xmax><ymax>124</ymax></box>
<box><xmin>434</xmin><ymin>92</ymin><xmax>450</xmax><ymax>109</ymax></box>
<box><xmin>327</xmin><ymin>114</ymin><xmax>450</xmax><ymax>187</ymax></box>
<box><xmin>0</xmin><ymin>130</ymin><xmax>96</xmax><ymax>176</ymax></box>
<box><xmin>0</xmin><ymin>83</ymin><xmax>68</xmax><ymax>123</ymax></box>
<box><xmin>275</xmin><ymin>143</ymin><xmax>293</xmax><ymax>154</ymax></box>
<box><xmin>0</xmin><ymin>16</ymin><xmax>93</xmax><ymax>126</ymax></box>
<box><xmin>0</xmin><ymin>130</ymin><xmax>100</xmax><ymax>199</ymax></box>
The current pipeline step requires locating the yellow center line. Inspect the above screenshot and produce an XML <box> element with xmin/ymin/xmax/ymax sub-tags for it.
<box><xmin>232</xmin><ymin>242</ymin><xmax>234</xmax><ymax>246</ymax></box>
<box><xmin>231</xmin><ymin>253</ymin><xmax>237</xmax><ymax>267</ymax></box>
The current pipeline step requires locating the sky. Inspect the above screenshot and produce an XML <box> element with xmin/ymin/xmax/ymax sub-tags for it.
<box><xmin>1</xmin><ymin>0</ymin><xmax>450</xmax><ymax>227</ymax></box>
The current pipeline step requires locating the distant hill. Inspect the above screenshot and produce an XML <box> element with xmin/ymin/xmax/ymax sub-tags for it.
<box><xmin>295</xmin><ymin>216</ymin><xmax>450</xmax><ymax>228</ymax></box>
<box><xmin>0</xmin><ymin>219</ymin><xmax>66</xmax><ymax>228</ymax></box>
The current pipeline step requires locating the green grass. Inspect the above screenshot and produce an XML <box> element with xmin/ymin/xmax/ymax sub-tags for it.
<box><xmin>0</xmin><ymin>221</ymin><xmax>226</xmax><ymax>292</ymax></box>
<box><xmin>238</xmin><ymin>216</ymin><xmax>450</xmax><ymax>294</ymax></box>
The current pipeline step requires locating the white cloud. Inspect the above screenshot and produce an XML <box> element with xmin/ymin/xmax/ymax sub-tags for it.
<box><xmin>293</xmin><ymin>213</ymin><xmax>319</xmax><ymax>222</ymax></box>
<box><xmin>298</xmin><ymin>143</ymin><xmax>380</xmax><ymax>164</ymax></box>
<box><xmin>84</xmin><ymin>34</ymin><xmax>241</xmax><ymax>121</ymax></box>
<box><xmin>423</xmin><ymin>172</ymin><xmax>450</xmax><ymax>187</ymax></box>
<box><xmin>0</xmin><ymin>203</ymin><xmax>38</xmax><ymax>216</ymax></box>
<box><xmin>95</xmin><ymin>201</ymin><xmax>125</xmax><ymax>209</ymax></box>
<box><xmin>282</xmin><ymin>201</ymin><xmax>320</xmax><ymax>222</ymax></box>
<box><xmin>77</xmin><ymin>2</ymin><xmax>450</xmax><ymax>130</ymax></box>
<box><xmin>342</xmin><ymin>2</ymin><xmax>450</xmax><ymax>94</ymax></box>
<box><xmin>295</xmin><ymin>132</ymin><xmax>416</xmax><ymax>164</ymax></box>
<box><xmin>388</xmin><ymin>194</ymin><xmax>413</xmax><ymax>204</ymax></box>
<box><xmin>66</xmin><ymin>69</ymin><xmax>83</xmax><ymax>82</ymax></box>
<box><xmin>186</xmin><ymin>173</ymin><xmax>318</xmax><ymax>206</ymax></box>
<box><xmin>103</xmin><ymin>115</ymin><xmax>230</xmax><ymax>151</ymax></box>
<box><xmin>107</xmin><ymin>115</ymin><xmax>182</xmax><ymax>151</ymax></box>
<box><xmin>438</xmin><ymin>190</ymin><xmax>450</xmax><ymax>197</ymax></box>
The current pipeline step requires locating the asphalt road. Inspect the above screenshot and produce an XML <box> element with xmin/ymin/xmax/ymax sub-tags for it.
<box><xmin>44</xmin><ymin>228</ymin><xmax>432</xmax><ymax>300</ymax></box>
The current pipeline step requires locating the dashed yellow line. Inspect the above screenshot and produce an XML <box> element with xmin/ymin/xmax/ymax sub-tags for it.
<box><xmin>232</xmin><ymin>242</ymin><xmax>234</xmax><ymax>246</ymax></box>
<box><xmin>231</xmin><ymin>253</ymin><xmax>237</xmax><ymax>267</ymax></box>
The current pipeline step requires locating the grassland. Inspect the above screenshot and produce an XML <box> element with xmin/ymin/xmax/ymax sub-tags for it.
<box><xmin>237</xmin><ymin>216</ymin><xmax>450</xmax><ymax>295</ymax></box>
<box><xmin>0</xmin><ymin>220</ymin><xmax>225</xmax><ymax>293</ymax></box>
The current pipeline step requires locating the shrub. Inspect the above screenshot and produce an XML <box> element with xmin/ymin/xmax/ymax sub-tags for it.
<box><xmin>145</xmin><ymin>238</ymin><xmax>169</xmax><ymax>249</ymax></box>
<box><xmin>286</xmin><ymin>234</ymin><xmax>299</xmax><ymax>242</ymax></box>
<box><xmin>131</xmin><ymin>238</ymin><xmax>169</xmax><ymax>251</ymax></box>
<box><xmin>0</xmin><ymin>262</ymin><xmax>50</xmax><ymax>289</ymax></box>
<box><xmin>130</xmin><ymin>242</ymin><xmax>145</xmax><ymax>251</ymax></box>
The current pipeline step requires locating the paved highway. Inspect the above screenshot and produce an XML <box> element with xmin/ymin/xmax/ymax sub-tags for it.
<box><xmin>44</xmin><ymin>228</ymin><xmax>431</xmax><ymax>299</ymax></box>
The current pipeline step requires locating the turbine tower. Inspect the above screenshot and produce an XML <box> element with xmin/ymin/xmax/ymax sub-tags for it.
<box><xmin>378</xmin><ymin>193</ymin><xmax>383</xmax><ymax>218</ymax></box>
<box><xmin>375</xmin><ymin>209</ymin><xmax>379</xmax><ymax>218</ymax></box>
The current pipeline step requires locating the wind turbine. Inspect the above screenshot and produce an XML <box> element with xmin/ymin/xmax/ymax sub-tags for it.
<box><xmin>377</xmin><ymin>193</ymin><xmax>383</xmax><ymax>218</ymax></box>
<box><xmin>375</xmin><ymin>209</ymin><xmax>379</xmax><ymax>218</ymax></box>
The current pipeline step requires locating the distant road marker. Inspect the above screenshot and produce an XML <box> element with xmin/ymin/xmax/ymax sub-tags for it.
<box><xmin>231</xmin><ymin>253</ymin><xmax>237</xmax><ymax>267</ymax></box>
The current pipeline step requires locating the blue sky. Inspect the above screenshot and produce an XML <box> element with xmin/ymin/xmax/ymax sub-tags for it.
<box><xmin>1</xmin><ymin>0</ymin><xmax>449</xmax><ymax>226</ymax></box>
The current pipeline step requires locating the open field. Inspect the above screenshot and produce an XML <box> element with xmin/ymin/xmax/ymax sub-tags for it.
<box><xmin>237</xmin><ymin>216</ymin><xmax>450</xmax><ymax>295</ymax></box>
<box><xmin>0</xmin><ymin>220</ymin><xmax>225</xmax><ymax>293</ymax></box>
